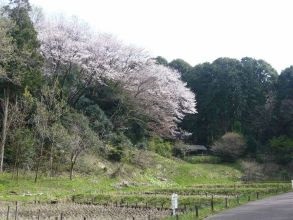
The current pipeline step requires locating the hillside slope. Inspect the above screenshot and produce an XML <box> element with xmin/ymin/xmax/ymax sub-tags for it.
<box><xmin>0</xmin><ymin>150</ymin><xmax>242</xmax><ymax>202</ymax></box>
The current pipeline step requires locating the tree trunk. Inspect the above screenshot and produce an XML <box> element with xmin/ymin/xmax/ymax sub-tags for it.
<box><xmin>49</xmin><ymin>145</ymin><xmax>53</xmax><ymax>177</ymax></box>
<box><xmin>69</xmin><ymin>154</ymin><xmax>77</xmax><ymax>180</ymax></box>
<box><xmin>69</xmin><ymin>162</ymin><xmax>74</xmax><ymax>180</ymax></box>
<box><xmin>34</xmin><ymin>141</ymin><xmax>44</xmax><ymax>183</ymax></box>
<box><xmin>16</xmin><ymin>161</ymin><xmax>19</xmax><ymax>182</ymax></box>
<box><xmin>0</xmin><ymin>88</ymin><xmax>9</xmax><ymax>172</ymax></box>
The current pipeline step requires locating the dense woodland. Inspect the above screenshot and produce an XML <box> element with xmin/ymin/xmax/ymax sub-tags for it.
<box><xmin>157</xmin><ymin>57</ymin><xmax>292</xmax><ymax>164</ymax></box>
<box><xmin>0</xmin><ymin>0</ymin><xmax>292</xmax><ymax>181</ymax></box>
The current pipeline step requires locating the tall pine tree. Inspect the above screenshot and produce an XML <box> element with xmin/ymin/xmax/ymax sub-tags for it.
<box><xmin>0</xmin><ymin>0</ymin><xmax>43</xmax><ymax>171</ymax></box>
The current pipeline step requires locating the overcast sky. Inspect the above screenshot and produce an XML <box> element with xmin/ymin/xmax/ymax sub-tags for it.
<box><xmin>30</xmin><ymin>0</ymin><xmax>293</xmax><ymax>73</ymax></box>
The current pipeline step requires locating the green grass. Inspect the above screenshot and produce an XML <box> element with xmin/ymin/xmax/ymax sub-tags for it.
<box><xmin>0</xmin><ymin>152</ymin><xmax>242</xmax><ymax>202</ymax></box>
<box><xmin>0</xmin><ymin>172</ymin><xmax>116</xmax><ymax>202</ymax></box>
<box><xmin>0</xmin><ymin>150</ymin><xmax>290</xmax><ymax>220</ymax></box>
<box><xmin>132</xmin><ymin>153</ymin><xmax>242</xmax><ymax>188</ymax></box>
<box><xmin>184</xmin><ymin>155</ymin><xmax>221</xmax><ymax>164</ymax></box>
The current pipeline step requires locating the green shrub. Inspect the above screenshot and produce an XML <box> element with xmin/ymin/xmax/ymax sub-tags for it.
<box><xmin>172</xmin><ymin>146</ymin><xmax>184</xmax><ymax>158</ymax></box>
<box><xmin>269</xmin><ymin>136</ymin><xmax>293</xmax><ymax>164</ymax></box>
<box><xmin>107</xmin><ymin>146</ymin><xmax>124</xmax><ymax>162</ymax></box>
<box><xmin>148</xmin><ymin>137</ymin><xmax>172</xmax><ymax>158</ymax></box>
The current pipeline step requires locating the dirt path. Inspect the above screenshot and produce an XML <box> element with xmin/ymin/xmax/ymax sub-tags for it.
<box><xmin>206</xmin><ymin>192</ymin><xmax>293</xmax><ymax>220</ymax></box>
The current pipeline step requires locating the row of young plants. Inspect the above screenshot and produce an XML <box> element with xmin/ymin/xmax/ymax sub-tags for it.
<box><xmin>71</xmin><ymin>182</ymin><xmax>291</xmax><ymax>209</ymax></box>
<box><xmin>73</xmin><ymin>193</ymin><xmax>226</xmax><ymax>208</ymax></box>
<box><xmin>148</xmin><ymin>184</ymin><xmax>291</xmax><ymax>196</ymax></box>
<box><xmin>181</xmin><ymin>182</ymin><xmax>290</xmax><ymax>189</ymax></box>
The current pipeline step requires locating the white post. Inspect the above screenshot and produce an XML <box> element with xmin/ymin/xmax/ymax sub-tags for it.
<box><xmin>171</xmin><ymin>193</ymin><xmax>178</xmax><ymax>216</ymax></box>
<box><xmin>291</xmin><ymin>180</ymin><xmax>293</xmax><ymax>189</ymax></box>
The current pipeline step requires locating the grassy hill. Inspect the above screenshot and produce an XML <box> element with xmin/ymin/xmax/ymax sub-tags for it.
<box><xmin>0</xmin><ymin>150</ymin><xmax>242</xmax><ymax>202</ymax></box>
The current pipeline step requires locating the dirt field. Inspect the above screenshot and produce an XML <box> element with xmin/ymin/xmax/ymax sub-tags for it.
<box><xmin>0</xmin><ymin>202</ymin><xmax>172</xmax><ymax>219</ymax></box>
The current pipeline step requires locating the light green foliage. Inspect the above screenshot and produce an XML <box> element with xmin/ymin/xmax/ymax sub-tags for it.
<box><xmin>49</xmin><ymin>122</ymin><xmax>72</xmax><ymax>164</ymax></box>
<box><xmin>148</xmin><ymin>137</ymin><xmax>172</xmax><ymax>158</ymax></box>
<box><xmin>33</xmin><ymin>100</ymin><xmax>50</xmax><ymax>141</ymax></box>
<box><xmin>0</xmin><ymin>173</ymin><xmax>115</xmax><ymax>202</ymax></box>
<box><xmin>132</xmin><ymin>151</ymin><xmax>242</xmax><ymax>186</ymax></box>
<box><xmin>7</xmin><ymin>128</ymin><xmax>35</xmax><ymax>170</ymax></box>
<box><xmin>0</xmin><ymin>17</ymin><xmax>14</xmax><ymax>76</ymax></box>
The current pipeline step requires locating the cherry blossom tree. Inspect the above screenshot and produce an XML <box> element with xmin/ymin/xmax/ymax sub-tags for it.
<box><xmin>119</xmin><ymin>60</ymin><xmax>196</xmax><ymax>136</ymax></box>
<box><xmin>37</xmin><ymin>17</ymin><xmax>196</xmax><ymax>137</ymax></box>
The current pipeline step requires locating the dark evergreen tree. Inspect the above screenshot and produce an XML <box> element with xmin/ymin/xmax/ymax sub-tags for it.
<box><xmin>169</xmin><ymin>58</ymin><xmax>192</xmax><ymax>75</ymax></box>
<box><xmin>0</xmin><ymin>0</ymin><xmax>43</xmax><ymax>172</ymax></box>
<box><xmin>274</xmin><ymin>67</ymin><xmax>293</xmax><ymax>138</ymax></box>
<box><xmin>180</xmin><ymin>57</ymin><xmax>278</xmax><ymax>150</ymax></box>
<box><xmin>3</xmin><ymin>0</ymin><xmax>43</xmax><ymax>93</ymax></box>
<box><xmin>154</xmin><ymin>56</ymin><xmax>168</xmax><ymax>66</ymax></box>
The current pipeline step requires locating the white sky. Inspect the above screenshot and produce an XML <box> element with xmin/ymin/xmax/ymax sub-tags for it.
<box><xmin>30</xmin><ymin>0</ymin><xmax>293</xmax><ymax>73</ymax></box>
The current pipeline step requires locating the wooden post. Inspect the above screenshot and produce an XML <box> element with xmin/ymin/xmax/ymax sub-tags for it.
<box><xmin>176</xmin><ymin>214</ymin><xmax>179</xmax><ymax>220</ymax></box>
<box><xmin>225</xmin><ymin>197</ymin><xmax>228</xmax><ymax>208</ymax></box>
<box><xmin>37</xmin><ymin>209</ymin><xmax>40</xmax><ymax>220</ymax></box>
<box><xmin>236</xmin><ymin>195</ymin><xmax>239</xmax><ymax>204</ymax></box>
<box><xmin>6</xmin><ymin>205</ymin><xmax>10</xmax><ymax>220</ymax></box>
<box><xmin>14</xmin><ymin>202</ymin><xmax>18</xmax><ymax>220</ymax></box>
<box><xmin>211</xmin><ymin>196</ymin><xmax>214</xmax><ymax>212</ymax></box>
<box><xmin>195</xmin><ymin>206</ymin><xmax>199</xmax><ymax>217</ymax></box>
<box><xmin>256</xmin><ymin>192</ymin><xmax>259</xmax><ymax>199</ymax></box>
<box><xmin>60</xmin><ymin>212</ymin><xmax>63</xmax><ymax>220</ymax></box>
<box><xmin>248</xmin><ymin>195</ymin><xmax>250</xmax><ymax>201</ymax></box>
<box><xmin>148</xmin><ymin>214</ymin><xmax>151</xmax><ymax>220</ymax></box>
